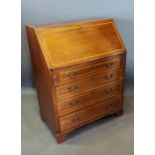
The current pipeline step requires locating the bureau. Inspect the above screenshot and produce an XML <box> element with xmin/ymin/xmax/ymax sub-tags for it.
<box><xmin>26</xmin><ymin>19</ymin><xmax>126</xmax><ymax>143</ymax></box>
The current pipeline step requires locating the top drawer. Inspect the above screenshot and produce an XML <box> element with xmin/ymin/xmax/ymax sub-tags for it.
<box><xmin>53</xmin><ymin>54</ymin><xmax>124</xmax><ymax>84</ymax></box>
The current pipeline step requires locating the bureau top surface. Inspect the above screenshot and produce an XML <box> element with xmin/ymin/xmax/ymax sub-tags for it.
<box><xmin>30</xmin><ymin>19</ymin><xmax>126</xmax><ymax>69</ymax></box>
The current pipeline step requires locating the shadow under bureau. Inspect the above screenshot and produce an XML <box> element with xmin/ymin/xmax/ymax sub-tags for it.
<box><xmin>26</xmin><ymin>19</ymin><xmax>126</xmax><ymax>143</ymax></box>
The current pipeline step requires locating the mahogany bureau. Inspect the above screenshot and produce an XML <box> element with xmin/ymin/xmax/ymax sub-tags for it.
<box><xmin>26</xmin><ymin>19</ymin><xmax>126</xmax><ymax>143</ymax></box>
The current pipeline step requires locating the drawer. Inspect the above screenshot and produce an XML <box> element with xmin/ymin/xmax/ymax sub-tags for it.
<box><xmin>57</xmin><ymin>81</ymin><xmax>123</xmax><ymax>115</ymax></box>
<box><xmin>56</xmin><ymin>68</ymin><xmax>123</xmax><ymax>98</ymax></box>
<box><xmin>59</xmin><ymin>106</ymin><xmax>94</xmax><ymax>131</ymax></box>
<box><xmin>54</xmin><ymin>55</ymin><xmax>124</xmax><ymax>84</ymax></box>
<box><xmin>59</xmin><ymin>95</ymin><xmax>122</xmax><ymax>131</ymax></box>
<box><xmin>94</xmin><ymin>95</ymin><xmax>122</xmax><ymax>116</ymax></box>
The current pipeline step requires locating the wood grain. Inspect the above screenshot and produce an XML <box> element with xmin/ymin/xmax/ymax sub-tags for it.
<box><xmin>26</xmin><ymin>26</ymin><xmax>60</xmax><ymax>134</ymax></box>
<box><xmin>56</xmin><ymin>69</ymin><xmax>124</xmax><ymax>98</ymax></box>
<box><xmin>26</xmin><ymin>19</ymin><xmax>126</xmax><ymax>143</ymax></box>
<box><xmin>32</xmin><ymin>19</ymin><xmax>126</xmax><ymax>69</ymax></box>
<box><xmin>59</xmin><ymin>95</ymin><xmax>122</xmax><ymax>131</ymax></box>
<box><xmin>53</xmin><ymin>54</ymin><xmax>124</xmax><ymax>84</ymax></box>
<box><xmin>57</xmin><ymin>80</ymin><xmax>123</xmax><ymax>116</ymax></box>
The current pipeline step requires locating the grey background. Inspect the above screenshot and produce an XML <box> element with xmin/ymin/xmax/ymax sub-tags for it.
<box><xmin>21</xmin><ymin>0</ymin><xmax>134</xmax><ymax>90</ymax></box>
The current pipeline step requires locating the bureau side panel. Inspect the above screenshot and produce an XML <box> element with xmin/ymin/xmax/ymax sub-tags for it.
<box><xmin>26</xmin><ymin>26</ymin><xmax>60</xmax><ymax>134</ymax></box>
<box><xmin>121</xmin><ymin>52</ymin><xmax>127</xmax><ymax>108</ymax></box>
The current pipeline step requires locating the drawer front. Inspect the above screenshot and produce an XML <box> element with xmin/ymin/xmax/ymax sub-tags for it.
<box><xmin>56</xmin><ymin>68</ymin><xmax>123</xmax><ymax>99</ymax></box>
<box><xmin>59</xmin><ymin>106</ymin><xmax>94</xmax><ymax>131</ymax></box>
<box><xmin>57</xmin><ymin>81</ymin><xmax>123</xmax><ymax>115</ymax></box>
<box><xmin>59</xmin><ymin>95</ymin><xmax>122</xmax><ymax>131</ymax></box>
<box><xmin>55</xmin><ymin>55</ymin><xmax>123</xmax><ymax>84</ymax></box>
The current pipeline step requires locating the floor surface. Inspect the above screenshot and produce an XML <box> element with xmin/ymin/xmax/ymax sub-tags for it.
<box><xmin>21</xmin><ymin>90</ymin><xmax>134</xmax><ymax>155</ymax></box>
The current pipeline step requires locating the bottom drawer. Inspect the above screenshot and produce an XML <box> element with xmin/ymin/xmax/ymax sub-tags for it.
<box><xmin>59</xmin><ymin>95</ymin><xmax>122</xmax><ymax>131</ymax></box>
<box><xmin>59</xmin><ymin>106</ymin><xmax>94</xmax><ymax>131</ymax></box>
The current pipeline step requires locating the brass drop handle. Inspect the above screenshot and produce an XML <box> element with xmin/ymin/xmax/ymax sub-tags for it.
<box><xmin>104</xmin><ymin>74</ymin><xmax>113</xmax><ymax>80</ymax></box>
<box><xmin>104</xmin><ymin>87</ymin><xmax>115</xmax><ymax>94</ymax></box>
<box><xmin>68</xmin><ymin>85</ymin><xmax>78</xmax><ymax>91</ymax></box>
<box><xmin>72</xmin><ymin>116</ymin><xmax>81</xmax><ymax>123</ymax></box>
<box><xmin>66</xmin><ymin>70</ymin><xmax>79</xmax><ymax>78</ymax></box>
<box><xmin>106</xmin><ymin>102</ymin><xmax>114</xmax><ymax>109</ymax></box>
<box><xmin>105</xmin><ymin>61</ymin><xmax>114</xmax><ymax>68</ymax></box>
<box><xmin>69</xmin><ymin>99</ymin><xmax>79</xmax><ymax>106</ymax></box>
